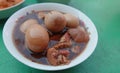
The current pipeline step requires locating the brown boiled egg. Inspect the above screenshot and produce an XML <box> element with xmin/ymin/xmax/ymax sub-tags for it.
<box><xmin>20</xmin><ymin>19</ymin><xmax>38</xmax><ymax>33</ymax></box>
<box><xmin>64</xmin><ymin>13</ymin><xmax>79</xmax><ymax>28</ymax></box>
<box><xmin>44</xmin><ymin>11</ymin><xmax>66</xmax><ymax>32</ymax></box>
<box><xmin>68</xmin><ymin>26</ymin><xmax>89</xmax><ymax>43</ymax></box>
<box><xmin>25</xmin><ymin>24</ymin><xmax>49</xmax><ymax>53</ymax></box>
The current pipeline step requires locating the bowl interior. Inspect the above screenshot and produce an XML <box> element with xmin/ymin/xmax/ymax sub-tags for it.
<box><xmin>3</xmin><ymin>3</ymin><xmax>98</xmax><ymax>71</ymax></box>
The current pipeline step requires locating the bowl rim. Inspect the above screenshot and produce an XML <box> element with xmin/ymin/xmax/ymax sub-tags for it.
<box><xmin>3</xmin><ymin>3</ymin><xmax>98</xmax><ymax>71</ymax></box>
<box><xmin>0</xmin><ymin>0</ymin><xmax>25</xmax><ymax>11</ymax></box>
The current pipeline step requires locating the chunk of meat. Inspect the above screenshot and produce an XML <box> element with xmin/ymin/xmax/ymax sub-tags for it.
<box><xmin>57</xmin><ymin>55</ymin><xmax>70</xmax><ymax>65</ymax></box>
<box><xmin>53</xmin><ymin>42</ymin><xmax>71</xmax><ymax>49</ymax></box>
<box><xmin>47</xmin><ymin>48</ymin><xmax>58</xmax><ymax>65</ymax></box>
<box><xmin>53</xmin><ymin>32</ymin><xmax>72</xmax><ymax>49</ymax></box>
<box><xmin>47</xmin><ymin>32</ymin><xmax>71</xmax><ymax>66</ymax></box>
<box><xmin>68</xmin><ymin>26</ymin><xmax>89</xmax><ymax>43</ymax></box>
<box><xmin>59</xmin><ymin>32</ymin><xmax>71</xmax><ymax>43</ymax></box>
<box><xmin>59</xmin><ymin>50</ymin><xmax>70</xmax><ymax>57</ymax></box>
<box><xmin>47</xmin><ymin>48</ymin><xmax>70</xmax><ymax>66</ymax></box>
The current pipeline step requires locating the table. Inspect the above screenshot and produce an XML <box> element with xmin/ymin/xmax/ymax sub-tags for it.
<box><xmin>0</xmin><ymin>0</ymin><xmax>120</xmax><ymax>73</ymax></box>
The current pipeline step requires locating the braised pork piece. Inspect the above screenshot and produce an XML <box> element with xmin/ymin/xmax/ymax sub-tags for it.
<box><xmin>13</xmin><ymin>10</ymin><xmax>89</xmax><ymax>66</ymax></box>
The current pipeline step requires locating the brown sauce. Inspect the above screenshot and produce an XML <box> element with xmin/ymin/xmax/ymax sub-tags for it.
<box><xmin>13</xmin><ymin>11</ymin><xmax>88</xmax><ymax>65</ymax></box>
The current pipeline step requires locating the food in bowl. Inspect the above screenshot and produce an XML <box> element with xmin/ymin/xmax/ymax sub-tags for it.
<box><xmin>12</xmin><ymin>10</ymin><xmax>90</xmax><ymax>66</ymax></box>
<box><xmin>0</xmin><ymin>0</ymin><xmax>23</xmax><ymax>9</ymax></box>
<box><xmin>3</xmin><ymin>3</ymin><xmax>98</xmax><ymax>70</ymax></box>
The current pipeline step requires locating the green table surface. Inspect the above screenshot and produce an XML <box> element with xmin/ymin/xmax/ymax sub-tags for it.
<box><xmin>0</xmin><ymin>0</ymin><xmax>120</xmax><ymax>73</ymax></box>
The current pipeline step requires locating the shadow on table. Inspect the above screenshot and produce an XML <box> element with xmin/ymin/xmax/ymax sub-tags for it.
<box><xmin>0</xmin><ymin>19</ymin><xmax>8</xmax><ymax>29</ymax></box>
<box><xmin>31</xmin><ymin>64</ymin><xmax>85</xmax><ymax>73</ymax></box>
<box><xmin>37</xmin><ymin>0</ymin><xmax>71</xmax><ymax>4</ymax></box>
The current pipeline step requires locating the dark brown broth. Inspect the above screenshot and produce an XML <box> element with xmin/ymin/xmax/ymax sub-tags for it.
<box><xmin>12</xmin><ymin>11</ymin><xmax>88</xmax><ymax>65</ymax></box>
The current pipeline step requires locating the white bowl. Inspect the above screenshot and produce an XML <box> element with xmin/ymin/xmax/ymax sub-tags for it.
<box><xmin>3</xmin><ymin>3</ymin><xmax>98</xmax><ymax>71</ymax></box>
